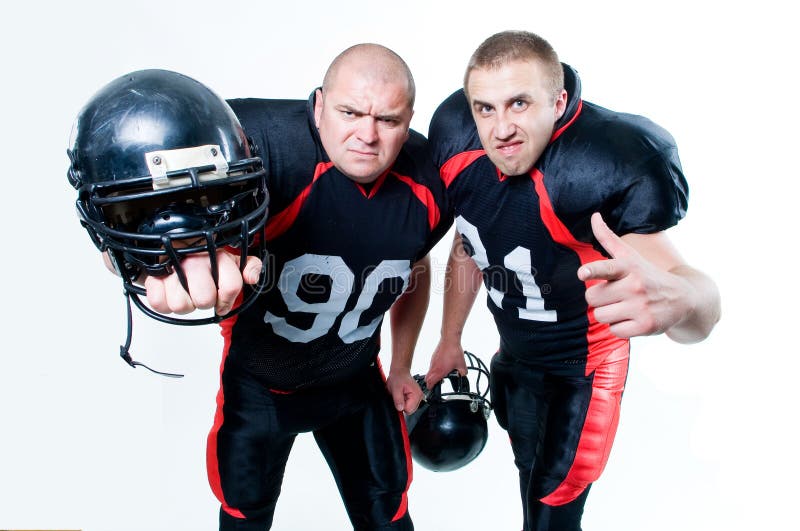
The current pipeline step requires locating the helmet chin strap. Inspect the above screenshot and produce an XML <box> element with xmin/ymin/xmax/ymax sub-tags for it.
<box><xmin>119</xmin><ymin>290</ymin><xmax>184</xmax><ymax>379</ymax></box>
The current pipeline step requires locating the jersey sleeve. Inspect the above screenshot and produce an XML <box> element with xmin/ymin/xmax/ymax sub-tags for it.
<box><xmin>226</xmin><ymin>97</ymin><xmax>320</xmax><ymax>218</ymax></box>
<box><xmin>399</xmin><ymin>129</ymin><xmax>454</xmax><ymax>261</ymax></box>
<box><xmin>226</xmin><ymin>97</ymin><xmax>283</xmax><ymax>207</ymax></box>
<box><xmin>428</xmin><ymin>89</ymin><xmax>483</xmax><ymax>169</ymax></box>
<box><xmin>601</xmin><ymin>116</ymin><xmax>689</xmax><ymax>235</ymax></box>
<box><xmin>422</xmin><ymin>180</ymin><xmax>454</xmax><ymax>261</ymax></box>
<box><xmin>226</xmin><ymin>98</ymin><xmax>272</xmax><ymax>168</ymax></box>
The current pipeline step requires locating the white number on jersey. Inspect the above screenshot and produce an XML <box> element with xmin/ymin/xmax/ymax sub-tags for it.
<box><xmin>456</xmin><ymin>215</ymin><xmax>557</xmax><ymax>322</ymax></box>
<box><xmin>264</xmin><ymin>254</ymin><xmax>411</xmax><ymax>343</ymax></box>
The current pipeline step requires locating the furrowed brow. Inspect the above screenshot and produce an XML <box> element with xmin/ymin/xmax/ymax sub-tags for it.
<box><xmin>336</xmin><ymin>104</ymin><xmax>365</xmax><ymax>116</ymax></box>
<box><xmin>376</xmin><ymin>113</ymin><xmax>402</xmax><ymax>122</ymax></box>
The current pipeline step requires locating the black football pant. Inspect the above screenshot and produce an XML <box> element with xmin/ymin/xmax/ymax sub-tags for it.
<box><xmin>208</xmin><ymin>357</ymin><xmax>413</xmax><ymax>531</ymax></box>
<box><xmin>490</xmin><ymin>345</ymin><xmax>629</xmax><ymax>531</ymax></box>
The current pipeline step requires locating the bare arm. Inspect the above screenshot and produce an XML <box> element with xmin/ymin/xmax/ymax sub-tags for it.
<box><xmin>578</xmin><ymin>213</ymin><xmax>721</xmax><ymax>343</ymax></box>
<box><xmin>425</xmin><ymin>232</ymin><xmax>483</xmax><ymax>388</ymax></box>
<box><xmin>386</xmin><ymin>255</ymin><xmax>431</xmax><ymax>413</ymax></box>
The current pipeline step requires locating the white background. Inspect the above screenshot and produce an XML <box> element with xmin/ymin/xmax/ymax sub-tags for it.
<box><xmin>1</xmin><ymin>1</ymin><xmax>797</xmax><ymax>529</ymax></box>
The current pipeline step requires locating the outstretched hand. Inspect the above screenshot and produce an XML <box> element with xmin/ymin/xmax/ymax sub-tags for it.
<box><xmin>144</xmin><ymin>250</ymin><xmax>262</xmax><ymax>316</ymax></box>
<box><xmin>577</xmin><ymin>213</ymin><xmax>691</xmax><ymax>339</ymax></box>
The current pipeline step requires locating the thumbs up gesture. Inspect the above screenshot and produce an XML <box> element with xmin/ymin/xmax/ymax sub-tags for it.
<box><xmin>576</xmin><ymin>213</ymin><xmax>693</xmax><ymax>339</ymax></box>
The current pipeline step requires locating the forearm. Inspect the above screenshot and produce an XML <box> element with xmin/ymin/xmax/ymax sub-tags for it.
<box><xmin>440</xmin><ymin>234</ymin><xmax>483</xmax><ymax>345</ymax></box>
<box><xmin>389</xmin><ymin>255</ymin><xmax>431</xmax><ymax>373</ymax></box>
<box><xmin>665</xmin><ymin>264</ymin><xmax>721</xmax><ymax>344</ymax></box>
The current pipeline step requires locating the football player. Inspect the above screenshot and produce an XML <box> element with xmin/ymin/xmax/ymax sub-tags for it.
<box><xmin>424</xmin><ymin>30</ymin><xmax>721</xmax><ymax>531</ymax></box>
<box><xmin>111</xmin><ymin>44</ymin><xmax>450</xmax><ymax>530</ymax></box>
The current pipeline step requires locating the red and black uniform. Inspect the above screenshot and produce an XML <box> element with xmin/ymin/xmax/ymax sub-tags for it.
<box><xmin>208</xmin><ymin>94</ymin><xmax>451</xmax><ymax>530</ymax></box>
<box><xmin>428</xmin><ymin>65</ymin><xmax>688</xmax><ymax>531</ymax></box>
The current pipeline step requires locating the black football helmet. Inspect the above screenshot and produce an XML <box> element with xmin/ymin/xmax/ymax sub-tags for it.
<box><xmin>67</xmin><ymin>69</ymin><xmax>269</xmax><ymax>375</ymax></box>
<box><xmin>407</xmin><ymin>351</ymin><xmax>492</xmax><ymax>472</ymax></box>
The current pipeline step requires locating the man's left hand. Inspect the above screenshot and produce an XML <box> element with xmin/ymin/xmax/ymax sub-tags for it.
<box><xmin>577</xmin><ymin>213</ymin><xmax>691</xmax><ymax>339</ymax></box>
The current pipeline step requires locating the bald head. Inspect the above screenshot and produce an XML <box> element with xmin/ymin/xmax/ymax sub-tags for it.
<box><xmin>322</xmin><ymin>43</ymin><xmax>416</xmax><ymax>108</ymax></box>
<box><xmin>314</xmin><ymin>43</ymin><xmax>415</xmax><ymax>184</ymax></box>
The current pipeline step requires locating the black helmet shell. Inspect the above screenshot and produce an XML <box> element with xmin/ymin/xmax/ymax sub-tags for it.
<box><xmin>407</xmin><ymin>352</ymin><xmax>492</xmax><ymax>472</ymax></box>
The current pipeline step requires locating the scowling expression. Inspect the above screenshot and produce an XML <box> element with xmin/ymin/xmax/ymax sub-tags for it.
<box><xmin>467</xmin><ymin>59</ymin><xmax>566</xmax><ymax>177</ymax></box>
<box><xmin>314</xmin><ymin>64</ymin><xmax>413</xmax><ymax>184</ymax></box>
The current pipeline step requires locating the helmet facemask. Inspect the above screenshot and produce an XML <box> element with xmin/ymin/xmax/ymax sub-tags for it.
<box><xmin>67</xmin><ymin>69</ymin><xmax>270</xmax><ymax>376</ymax></box>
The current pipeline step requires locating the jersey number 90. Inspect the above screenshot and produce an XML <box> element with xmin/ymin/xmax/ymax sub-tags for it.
<box><xmin>264</xmin><ymin>254</ymin><xmax>411</xmax><ymax>343</ymax></box>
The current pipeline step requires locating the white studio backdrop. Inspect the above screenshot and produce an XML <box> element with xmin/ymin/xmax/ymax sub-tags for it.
<box><xmin>0</xmin><ymin>1</ymin><xmax>796</xmax><ymax>530</ymax></box>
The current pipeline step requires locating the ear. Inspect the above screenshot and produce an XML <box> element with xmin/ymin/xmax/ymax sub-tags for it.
<box><xmin>554</xmin><ymin>89</ymin><xmax>568</xmax><ymax>121</ymax></box>
<box><xmin>313</xmin><ymin>88</ymin><xmax>323</xmax><ymax>128</ymax></box>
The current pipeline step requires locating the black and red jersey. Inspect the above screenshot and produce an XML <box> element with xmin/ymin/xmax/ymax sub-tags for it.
<box><xmin>222</xmin><ymin>94</ymin><xmax>451</xmax><ymax>390</ymax></box>
<box><xmin>428</xmin><ymin>65</ymin><xmax>688</xmax><ymax>376</ymax></box>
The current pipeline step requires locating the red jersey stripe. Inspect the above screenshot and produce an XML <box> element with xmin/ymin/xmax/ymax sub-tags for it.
<box><xmin>550</xmin><ymin>99</ymin><xmax>583</xmax><ymax>143</ymax></box>
<box><xmin>439</xmin><ymin>150</ymin><xmax>486</xmax><ymax>188</ymax></box>
<box><xmin>530</xmin><ymin>169</ymin><xmax>627</xmax><ymax>376</ymax></box>
<box><xmin>265</xmin><ymin>161</ymin><xmax>334</xmax><ymax>240</ymax></box>
<box><xmin>393</xmin><ymin>172</ymin><xmax>441</xmax><ymax>230</ymax></box>
<box><xmin>355</xmin><ymin>168</ymin><xmax>391</xmax><ymax>198</ymax></box>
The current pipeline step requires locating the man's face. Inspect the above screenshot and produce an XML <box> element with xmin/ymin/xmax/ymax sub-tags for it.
<box><xmin>467</xmin><ymin>59</ymin><xmax>566</xmax><ymax>176</ymax></box>
<box><xmin>314</xmin><ymin>69</ymin><xmax>413</xmax><ymax>183</ymax></box>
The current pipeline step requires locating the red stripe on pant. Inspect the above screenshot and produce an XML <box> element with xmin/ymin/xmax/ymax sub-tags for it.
<box><xmin>207</xmin><ymin>292</ymin><xmax>245</xmax><ymax>518</ymax></box>
<box><xmin>376</xmin><ymin>357</ymin><xmax>414</xmax><ymax>522</ymax></box>
<box><xmin>540</xmin><ymin>343</ymin><xmax>629</xmax><ymax>505</ymax></box>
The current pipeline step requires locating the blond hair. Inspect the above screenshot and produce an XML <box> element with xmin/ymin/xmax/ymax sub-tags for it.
<box><xmin>464</xmin><ymin>31</ymin><xmax>564</xmax><ymax>102</ymax></box>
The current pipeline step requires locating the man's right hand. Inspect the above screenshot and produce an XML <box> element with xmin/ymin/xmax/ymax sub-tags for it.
<box><xmin>424</xmin><ymin>338</ymin><xmax>467</xmax><ymax>389</ymax></box>
<box><xmin>144</xmin><ymin>250</ymin><xmax>262</xmax><ymax>316</ymax></box>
